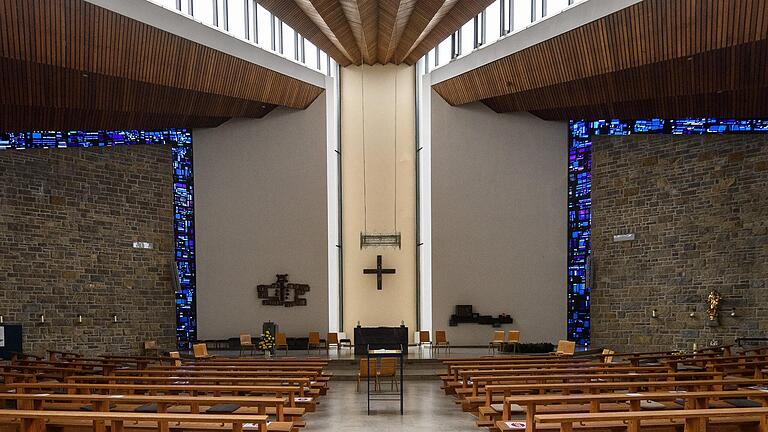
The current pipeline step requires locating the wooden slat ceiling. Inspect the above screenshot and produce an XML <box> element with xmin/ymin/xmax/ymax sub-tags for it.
<box><xmin>259</xmin><ymin>0</ymin><xmax>494</xmax><ymax>65</ymax></box>
<box><xmin>432</xmin><ymin>0</ymin><xmax>768</xmax><ymax>120</ymax></box>
<box><xmin>0</xmin><ymin>0</ymin><xmax>324</xmax><ymax>131</ymax></box>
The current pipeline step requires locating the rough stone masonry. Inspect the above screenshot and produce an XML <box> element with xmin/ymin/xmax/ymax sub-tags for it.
<box><xmin>591</xmin><ymin>134</ymin><xmax>768</xmax><ymax>352</ymax></box>
<box><xmin>0</xmin><ymin>144</ymin><xmax>176</xmax><ymax>355</ymax></box>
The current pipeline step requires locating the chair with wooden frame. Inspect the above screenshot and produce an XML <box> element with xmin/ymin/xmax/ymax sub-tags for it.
<box><xmin>489</xmin><ymin>330</ymin><xmax>506</xmax><ymax>354</ymax></box>
<box><xmin>433</xmin><ymin>330</ymin><xmax>450</xmax><ymax>355</ymax></box>
<box><xmin>168</xmin><ymin>351</ymin><xmax>181</xmax><ymax>367</ymax></box>
<box><xmin>143</xmin><ymin>340</ymin><xmax>159</xmax><ymax>357</ymax></box>
<box><xmin>326</xmin><ymin>332</ymin><xmax>340</xmax><ymax>353</ymax></box>
<box><xmin>338</xmin><ymin>332</ymin><xmax>353</xmax><ymax>351</ymax></box>
<box><xmin>507</xmin><ymin>330</ymin><xmax>521</xmax><ymax>354</ymax></box>
<box><xmin>275</xmin><ymin>332</ymin><xmax>289</xmax><ymax>355</ymax></box>
<box><xmin>307</xmin><ymin>332</ymin><xmax>324</xmax><ymax>355</ymax></box>
<box><xmin>192</xmin><ymin>343</ymin><xmax>212</xmax><ymax>360</ymax></box>
<box><xmin>357</xmin><ymin>358</ymin><xmax>378</xmax><ymax>392</ymax></box>
<box><xmin>419</xmin><ymin>331</ymin><xmax>432</xmax><ymax>350</ymax></box>
<box><xmin>239</xmin><ymin>334</ymin><xmax>255</xmax><ymax>357</ymax></box>
<box><xmin>555</xmin><ymin>339</ymin><xmax>576</xmax><ymax>356</ymax></box>
<box><xmin>602</xmin><ymin>348</ymin><xmax>615</xmax><ymax>363</ymax></box>
<box><xmin>378</xmin><ymin>357</ymin><xmax>400</xmax><ymax>391</ymax></box>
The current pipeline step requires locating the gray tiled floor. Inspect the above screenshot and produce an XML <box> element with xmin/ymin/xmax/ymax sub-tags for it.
<box><xmin>308</xmin><ymin>380</ymin><xmax>475</xmax><ymax>431</ymax></box>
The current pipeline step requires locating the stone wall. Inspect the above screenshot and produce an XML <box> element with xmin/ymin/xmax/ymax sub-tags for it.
<box><xmin>591</xmin><ymin>134</ymin><xmax>768</xmax><ymax>352</ymax></box>
<box><xmin>0</xmin><ymin>145</ymin><xmax>176</xmax><ymax>355</ymax></box>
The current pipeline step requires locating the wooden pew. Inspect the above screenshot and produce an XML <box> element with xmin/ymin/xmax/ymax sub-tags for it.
<box><xmin>444</xmin><ymin>365</ymin><xmax>673</xmax><ymax>395</ymax></box>
<box><xmin>529</xmin><ymin>407</ymin><xmax>768</xmax><ymax>432</ymax></box>
<box><xmin>0</xmin><ymin>391</ymin><xmax>296</xmax><ymax>423</ymax></box>
<box><xmin>462</xmin><ymin>370</ymin><xmax>726</xmax><ymax>407</ymax></box>
<box><xmin>63</xmin><ymin>375</ymin><xmax>319</xmax><ymax>399</ymax></box>
<box><xmin>497</xmin><ymin>388</ymin><xmax>768</xmax><ymax>432</ymax></box>
<box><xmin>110</xmin><ymin>370</ymin><xmax>329</xmax><ymax>395</ymax></box>
<box><xmin>5</xmin><ymin>382</ymin><xmax>313</xmax><ymax>411</ymax></box>
<box><xmin>0</xmin><ymin>408</ymin><xmax>271</xmax><ymax>432</ymax></box>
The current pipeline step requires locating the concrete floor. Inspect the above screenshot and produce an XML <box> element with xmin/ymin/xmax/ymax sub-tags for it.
<box><xmin>308</xmin><ymin>380</ymin><xmax>475</xmax><ymax>431</ymax></box>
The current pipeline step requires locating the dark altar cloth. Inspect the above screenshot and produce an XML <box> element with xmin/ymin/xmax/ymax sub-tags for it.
<box><xmin>354</xmin><ymin>326</ymin><xmax>408</xmax><ymax>355</ymax></box>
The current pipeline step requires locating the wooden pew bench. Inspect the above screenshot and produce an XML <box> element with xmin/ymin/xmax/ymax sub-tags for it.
<box><xmin>0</xmin><ymin>392</ymin><xmax>298</xmax><ymax>431</ymax></box>
<box><xmin>106</xmin><ymin>373</ymin><xmax>326</xmax><ymax>397</ymax></box>
<box><xmin>444</xmin><ymin>366</ymin><xmax>671</xmax><ymax>395</ymax></box>
<box><xmin>4</xmin><ymin>382</ymin><xmax>315</xmax><ymax>412</ymax></box>
<box><xmin>526</xmin><ymin>407</ymin><xmax>768</xmax><ymax>432</ymax></box>
<box><xmin>495</xmin><ymin>389</ymin><xmax>768</xmax><ymax>432</ymax></box>
<box><xmin>111</xmin><ymin>370</ymin><xmax>329</xmax><ymax>395</ymax></box>
<box><xmin>0</xmin><ymin>408</ymin><xmax>273</xmax><ymax>432</ymax></box>
<box><xmin>470</xmin><ymin>376</ymin><xmax>747</xmax><ymax>422</ymax></box>
<box><xmin>459</xmin><ymin>371</ymin><xmax>723</xmax><ymax>399</ymax></box>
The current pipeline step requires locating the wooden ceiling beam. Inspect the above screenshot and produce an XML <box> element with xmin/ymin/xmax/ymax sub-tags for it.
<box><xmin>403</xmin><ymin>0</ymin><xmax>495</xmax><ymax>65</ymax></box>
<box><xmin>296</xmin><ymin>0</ymin><xmax>363</xmax><ymax>65</ymax></box>
<box><xmin>476</xmin><ymin>39</ymin><xmax>768</xmax><ymax>118</ymax></box>
<box><xmin>257</xmin><ymin>0</ymin><xmax>354</xmax><ymax>66</ymax></box>
<box><xmin>431</xmin><ymin>0</ymin><xmax>768</xmax><ymax>106</ymax></box>
<box><xmin>377</xmin><ymin>0</ymin><xmax>417</xmax><ymax>64</ymax></box>
<box><xmin>339</xmin><ymin>0</ymin><xmax>378</xmax><ymax>65</ymax></box>
<box><xmin>0</xmin><ymin>0</ymin><xmax>324</xmax><ymax>114</ymax></box>
<box><xmin>0</xmin><ymin>58</ymin><xmax>277</xmax><ymax>122</ymax></box>
<box><xmin>393</xmin><ymin>0</ymin><xmax>455</xmax><ymax>64</ymax></box>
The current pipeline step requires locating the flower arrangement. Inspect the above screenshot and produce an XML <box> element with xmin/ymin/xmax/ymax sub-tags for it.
<box><xmin>258</xmin><ymin>330</ymin><xmax>275</xmax><ymax>353</ymax></box>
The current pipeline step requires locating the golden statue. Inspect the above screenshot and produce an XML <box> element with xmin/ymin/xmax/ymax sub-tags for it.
<box><xmin>707</xmin><ymin>290</ymin><xmax>722</xmax><ymax>321</ymax></box>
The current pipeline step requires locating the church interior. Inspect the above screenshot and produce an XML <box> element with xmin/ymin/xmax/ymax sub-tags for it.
<box><xmin>1</xmin><ymin>0</ymin><xmax>767</xmax><ymax>431</ymax></box>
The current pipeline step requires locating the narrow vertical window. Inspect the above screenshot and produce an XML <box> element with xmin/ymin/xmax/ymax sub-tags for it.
<box><xmin>244</xmin><ymin>0</ymin><xmax>250</xmax><ymax>40</ymax></box>
<box><xmin>213</xmin><ymin>0</ymin><xmax>219</xmax><ymax>26</ymax></box>
<box><xmin>222</xmin><ymin>0</ymin><xmax>229</xmax><ymax>31</ymax></box>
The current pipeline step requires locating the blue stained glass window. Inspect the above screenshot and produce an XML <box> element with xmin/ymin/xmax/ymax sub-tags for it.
<box><xmin>567</xmin><ymin>118</ymin><xmax>768</xmax><ymax>347</ymax></box>
<box><xmin>0</xmin><ymin>129</ymin><xmax>196</xmax><ymax>349</ymax></box>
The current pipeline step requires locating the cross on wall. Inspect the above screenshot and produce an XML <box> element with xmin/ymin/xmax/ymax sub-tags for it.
<box><xmin>363</xmin><ymin>255</ymin><xmax>396</xmax><ymax>290</ymax></box>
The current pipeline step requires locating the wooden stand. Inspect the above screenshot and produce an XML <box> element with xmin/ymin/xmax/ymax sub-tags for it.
<box><xmin>366</xmin><ymin>344</ymin><xmax>404</xmax><ymax>415</ymax></box>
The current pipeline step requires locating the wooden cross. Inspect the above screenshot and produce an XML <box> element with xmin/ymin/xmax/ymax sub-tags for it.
<box><xmin>363</xmin><ymin>255</ymin><xmax>396</xmax><ymax>290</ymax></box>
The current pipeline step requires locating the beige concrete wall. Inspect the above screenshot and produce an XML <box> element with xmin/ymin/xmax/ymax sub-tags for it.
<box><xmin>430</xmin><ymin>90</ymin><xmax>567</xmax><ymax>346</ymax></box>
<box><xmin>341</xmin><ymin>65</ymin><xmax>417</xmax><ymax>339</ymax></box>
<box><xmin>194</xmin><ymin>94</ymin><xmax>329</xmax><ymax>339</ymax></box>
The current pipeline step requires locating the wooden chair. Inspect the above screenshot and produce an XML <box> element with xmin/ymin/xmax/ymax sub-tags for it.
<box><xmin>602</xmin><ymin>348</ymin><xmax>615</xmax><ymax>363</ymax></box>
<box><xmin>143</xmin><ymin>340</ymin><xmax>159</xmax><ymax>356</ymax></box>
<box><xmin>419</xmin><ymin>331</ymin><xmax>432</xmax><ymax>350</ymax></box>
<box><xmin>168</xmin><ymin>351</ymin><xmax>181</xmax><ymax>367</ymax></box>
<box><xmin>489</xmin><ymin>330</ymin><xmax>506</xmax><ymax>354</ymax></box>
<box><xmin>326</xmin><ymin>333</ymin><xmax>340</xmax><ymax>353</ymax></box>
<box><xmin>378</xmin><ymin>358</ymin><xmax>399</xmax><ymax>391</ymax></box>
<box><xmin>433</xmin><ymin>330</ymin><xmax>450</xmax><ymax>355</ymax></box>
<box><xmin>192</xmin><ymin>343</ymin><xmax>212</xmax><ymax>360</ymax></box>
<box><xmin>275</xmin><ymin>333</ymin><xmax>289</xmax><ymax>355</ymax></box>
<box><xmin>307</xmin><ymin>332</ymin><xmax>323</xmax><ymax>354</ymax></box>
<box><xmin>338</xmin><ymin>332</ymin><xmax>353</xmax><ymax>351</ymax></box>
<box><xmin>555</xmin><ymin>340</ymin><xmax>576</xmax><ymax>356</ymax></box>
<box><xmin>239</xmin><ymin>334</ymin><xmax>255</xmax><ymax>357</ymax></box>
<box><xmin>507</xmin><ymin>330</ymin><xmax>521</xmax><ymax>354</ymax></box>
<box><xmin>357</xmin><ymin>358</ymin><xmax>378</xmax><ymax>392</ymax></box>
